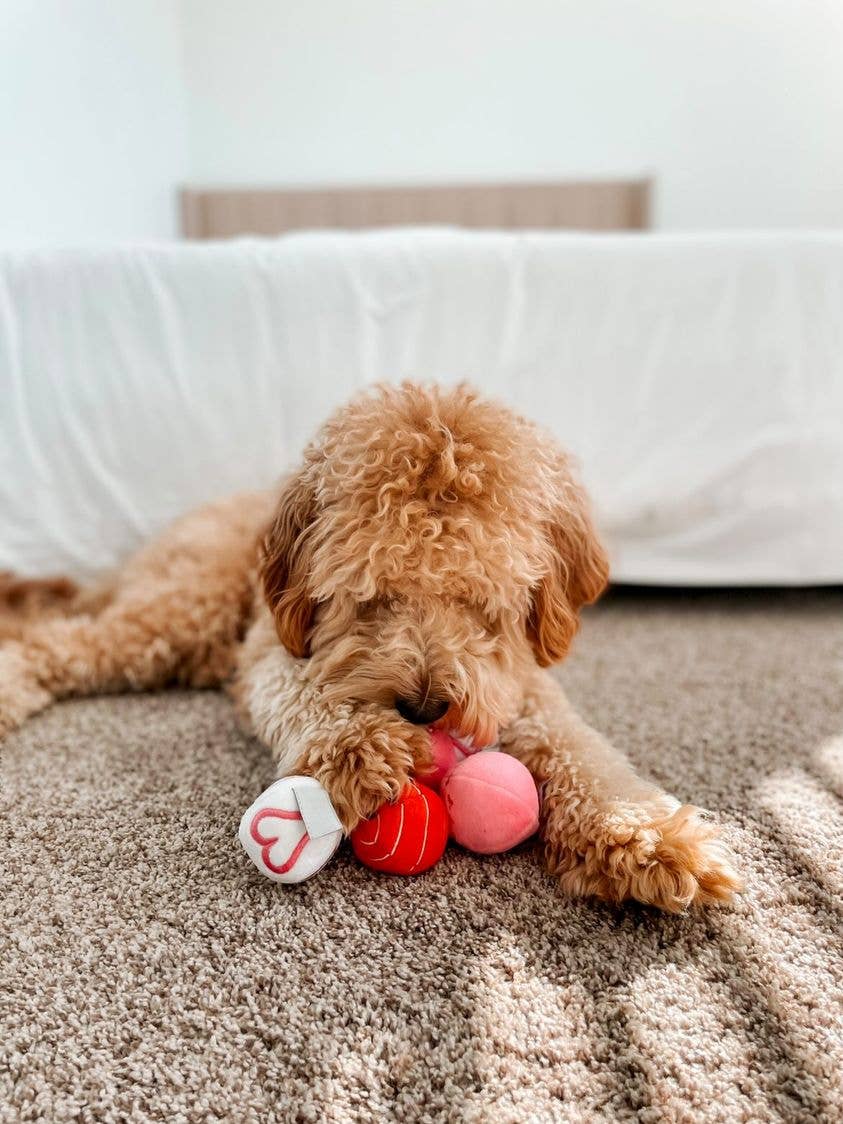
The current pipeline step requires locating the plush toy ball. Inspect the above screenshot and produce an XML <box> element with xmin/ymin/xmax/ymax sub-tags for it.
<box><xmin>239</xmin><ymin>776</ymin><xmax>343</xmax><ymax>884</ymax></box>
<box><xmin>350</xmin><ymin>780</ymin><xmax>448</xmax><ymax>875</ymax></box>
<box><xmin>441</xmin><ymin>752</ymin><xmax>540</xmax><ymax>855</ymax></box>
<box><xmin>417</xmin><ymin>729</ymin><xmax>465</xmax><ymax>790</ymax></box>
<box><xmin>449</xmin><ymin>732</ymin><xmax>487</xmax><ymax>755</ymax></box>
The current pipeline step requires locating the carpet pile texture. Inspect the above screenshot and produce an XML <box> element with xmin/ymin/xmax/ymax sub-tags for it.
<box><xmin>3</xmin><ymin>590</ymin><xmax>842</xmax><ymax>1123</ymax></box>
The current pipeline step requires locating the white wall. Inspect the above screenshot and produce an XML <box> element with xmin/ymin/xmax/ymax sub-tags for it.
<box><xmin>180</xmin><ymin>0</ymin><xmax>843</xmax><ymax>229</ymax></box>
<box><xmin>0</xmin><ymin>1</ymin><xmax>188</xmax><ymax>247</ymax></box>
<box><xmin>2</xmin><ymin>1</ymin><xmax>843</xmax><ymax>245</ymax></box>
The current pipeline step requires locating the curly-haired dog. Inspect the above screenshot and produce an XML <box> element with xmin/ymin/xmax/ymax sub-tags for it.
<box><xmin>0</xmin><ymin>383</ymin><xmax>741</xmax><ymax>911</ymax></box>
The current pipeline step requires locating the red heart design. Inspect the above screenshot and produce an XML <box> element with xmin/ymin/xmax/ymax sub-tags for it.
<box><xmin>249</xmin><ymin>807</ymin><xmax>311</xmax><ymax>875</ymax></box>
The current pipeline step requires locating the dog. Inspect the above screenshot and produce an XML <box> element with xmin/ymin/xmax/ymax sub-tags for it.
<box><xmin>0</xmin><ymin>382</ymin><xmax>741</xmax><ymax>910</ymax></box>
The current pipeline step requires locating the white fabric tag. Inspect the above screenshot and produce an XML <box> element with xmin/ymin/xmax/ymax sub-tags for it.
<box><xmin>292</xmin><ymin>782</ymin><xmax>344</xmax><ymax>839</ymax></box>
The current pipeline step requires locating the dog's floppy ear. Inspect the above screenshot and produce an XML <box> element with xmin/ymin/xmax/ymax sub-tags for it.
<box><xmin>527</xmin><ymin>482</ymin><xmax>609</xmax><ymax>667</ymax></box>
<box><xmin>260</xmin><ymin>467</ymin><xmax>318</xmax><ymax>658</ymax></box>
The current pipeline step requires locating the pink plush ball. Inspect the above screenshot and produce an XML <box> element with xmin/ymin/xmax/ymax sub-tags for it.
<box><xmin>441</xmin><ymin>752</ymin><xmax>540</xmax><ymax>854</ymax></box>
<box><xmin>417</xmin><ymin>729</ymin><xmax>465</xmax><ymax>790</ymax></box>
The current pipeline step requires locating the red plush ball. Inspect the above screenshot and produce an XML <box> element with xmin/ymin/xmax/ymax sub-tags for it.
<box><xmin>350</xmin><ymin>780</ymin><xmax>448</xmax><ymax>875</ymax></box>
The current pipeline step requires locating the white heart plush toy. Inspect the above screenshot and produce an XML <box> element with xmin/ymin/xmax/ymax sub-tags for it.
<box><xmin>238</xmin><ymin>775</ymin><xmax>343</xmax><ymax>884</ymax></box>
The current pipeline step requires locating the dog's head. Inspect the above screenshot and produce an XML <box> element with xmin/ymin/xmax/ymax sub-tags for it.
<box><xmin>260</xmin><ymin>383</ymin><xmax>608</xmax><ymax>744</ymax></box>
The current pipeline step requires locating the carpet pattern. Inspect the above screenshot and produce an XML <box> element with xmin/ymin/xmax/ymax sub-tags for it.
<box><xmin>3</xmin><ymin>590</ymin><xmax>842</xmax><ymax>1123</ymax></box>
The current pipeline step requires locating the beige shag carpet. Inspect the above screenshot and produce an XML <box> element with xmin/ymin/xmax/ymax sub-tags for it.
<box><xmin>2</xmin><ymin>590</ymin><xmax>843</xmax><ymax>1123</ymax></box>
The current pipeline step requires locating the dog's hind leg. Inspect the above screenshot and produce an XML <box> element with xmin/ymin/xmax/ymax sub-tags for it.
<box><xmin>0</xmin><ymin>493</ymin><xmax>270</xmax><ymax>738</ymax></box>
<box><xmin>0</xmin><ymin>579</ymin><xmax>240</xmax><ymax>736</ymax></box>
<box><xmin>0</xmin><ymin>571</ymin><xmax>116</xmax><ymax>642</ymax></box>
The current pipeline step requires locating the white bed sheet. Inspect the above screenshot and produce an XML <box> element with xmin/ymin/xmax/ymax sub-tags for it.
<box><xmin>2</xmin><ymin>229</ymin><xmax>842</xmax><ymax>584</ymax></box>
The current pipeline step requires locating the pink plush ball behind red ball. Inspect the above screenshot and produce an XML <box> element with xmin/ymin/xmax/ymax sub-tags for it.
<box><xmin>441</xmin><ymin>752</ymin><xmax>540</xmax><ymax>854</ymax></box>
<box><xmin>418</xmin><ymin>729</ymin><xmax>465</xmax><ymax>789</ymax></box>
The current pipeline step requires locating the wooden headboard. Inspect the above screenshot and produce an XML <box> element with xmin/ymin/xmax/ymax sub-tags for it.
<box><xmin>180</xmin><ymin>179</ymin><xmax>650</xmax><ymax>239</ymax></box>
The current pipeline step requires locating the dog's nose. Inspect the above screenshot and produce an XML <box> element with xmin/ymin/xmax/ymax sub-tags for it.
<box><xmin>395</xmin><ymin>696</ymin><xmax>449</xmax><ymax>726</ymax></box>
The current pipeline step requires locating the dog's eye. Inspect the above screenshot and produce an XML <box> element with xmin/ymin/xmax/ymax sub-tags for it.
<box><xmin>450</xmin><ymin>595</ymin><xmax>500</xmax><ymax>632</ymax></box>
<box><xmin>357</xmin><ymin>594</ymin><xmax>401</xmax><ymax>616</ymax></box>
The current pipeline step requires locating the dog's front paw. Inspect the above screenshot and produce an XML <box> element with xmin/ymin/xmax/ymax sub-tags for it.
<box><xmin>291</xmin><ymin>709</ymin><xmax>432</xmax><ymax>832</ymax></box>
<box><xmin>545</xmin><ymin>801</ymin><xmax>743</xmax><ymax>913</ymax></box>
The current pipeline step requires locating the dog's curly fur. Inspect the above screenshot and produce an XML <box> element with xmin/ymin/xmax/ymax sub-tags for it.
<box><xmin>0</xmin><ymin>382</ymin><xmax>741</xmax><ymax>911</ymax></box>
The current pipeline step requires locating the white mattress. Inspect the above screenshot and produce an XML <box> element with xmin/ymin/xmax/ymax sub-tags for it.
<box><xmin>2</xmin><ymin>229</ymin><xmax>842</xmax><ymax>584</ymax></box>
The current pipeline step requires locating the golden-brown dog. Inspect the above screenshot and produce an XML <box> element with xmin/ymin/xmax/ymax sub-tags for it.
<box><xmin>0</xmin><ymin>383</ymin><xmax>741</xmax><ymax>910</ymax></box>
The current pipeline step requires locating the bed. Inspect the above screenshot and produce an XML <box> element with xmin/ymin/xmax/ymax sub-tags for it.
<box><xmin>1</xmin><ymin>227</ymin><xmax>842</xmax><ymax>585</ymax></box>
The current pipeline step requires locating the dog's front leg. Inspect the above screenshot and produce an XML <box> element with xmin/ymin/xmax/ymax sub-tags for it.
<box><xmin>291</xmin><ymin>704</ymin><xmax>432</xmax><ymax>831</ymax></box>
<box><xmin>232</xmin><ymin>615</ymin><xmax>431</xmax><ymax>831</ymax></box>
<box><xmin>500</xmin><ymin>669</ymin><xmax>742</xmax><ymax>912</ymax></box>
